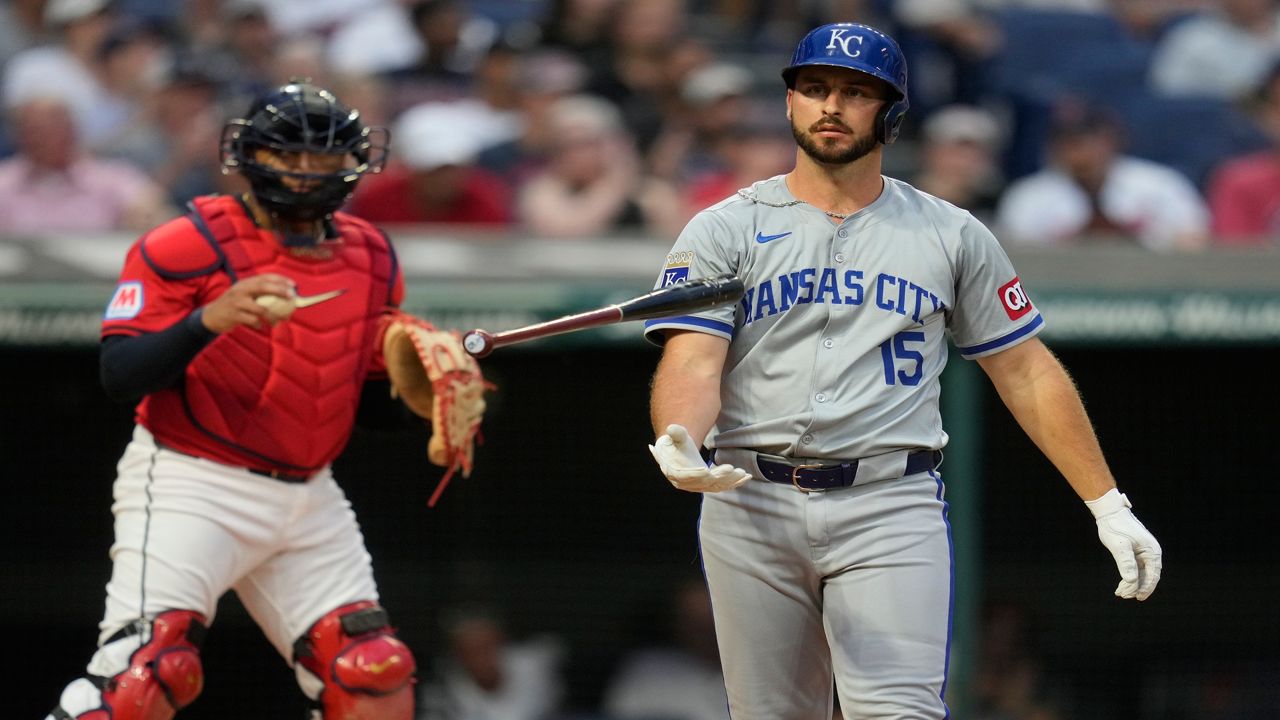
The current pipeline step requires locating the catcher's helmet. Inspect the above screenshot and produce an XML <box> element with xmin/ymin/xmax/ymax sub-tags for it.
<box><xmin>220</xmin><ymin>81</ymin><xmax>389</xmax><ymax>222</ymax></box>
<box><xmin>782</xmin><ymin>23</ymin><xmax>909</xmax><ymax>144</ymax></box>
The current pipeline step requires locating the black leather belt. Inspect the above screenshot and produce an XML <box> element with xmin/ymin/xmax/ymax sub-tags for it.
<box><xmin>754</xmin><ymin>449</ymin><xmax>942</xmax><ymax>491</ymax></box>
<box><xmin>247</xmin><ymin>467</ymin><xmax>312</xmax><ymax>483</ymax></box>
<box><xmin>156</xmin><ymin>441</ymin><xmax>312</xmax><ymax>483</ymax></box>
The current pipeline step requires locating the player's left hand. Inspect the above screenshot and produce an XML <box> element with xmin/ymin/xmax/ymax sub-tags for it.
<box><xmin>1086</xmin><ymin>489</ymin><xmax>1163</xmax><ymax>601</ymax></box>
<box><xmin>648</xmin><ymin>424</ymin><xmax>751</xmax><ymax>493</ymax></box>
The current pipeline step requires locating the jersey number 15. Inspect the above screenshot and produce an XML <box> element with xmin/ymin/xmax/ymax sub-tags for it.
<box><xmin>879</xmin><ymin>331</ymin><xmax>924</xmax><ymax>386</ymax></box>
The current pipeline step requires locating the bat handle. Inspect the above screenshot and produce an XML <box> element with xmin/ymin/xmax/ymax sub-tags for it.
<box><xmin>462</xmin><ymin>329</ymin><xmax>495</xmax><ymax>358</ymax></box>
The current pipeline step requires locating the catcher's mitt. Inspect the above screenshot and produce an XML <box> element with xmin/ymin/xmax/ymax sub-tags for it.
<box><xmin>383</xmin><ymin>311</ymin><xmax>491</xmax><ymax>505</ymax></box>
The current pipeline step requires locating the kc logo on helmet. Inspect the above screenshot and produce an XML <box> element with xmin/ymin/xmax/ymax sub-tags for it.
<box><xmin>998</xmin><ymin>277</ymin><xmax>1033</xmax><ymax>320</ymax></box>
<box><xmin>826</xmin><ymin>29</ymin><xmax>864</xmax><ymax>58</ymax></box>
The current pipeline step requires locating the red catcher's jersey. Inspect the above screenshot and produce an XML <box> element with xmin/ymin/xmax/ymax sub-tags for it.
<box><xmin>102</xmin><ymin>195</ymin><xmax>404</xmax><ymax>475</ymax></box>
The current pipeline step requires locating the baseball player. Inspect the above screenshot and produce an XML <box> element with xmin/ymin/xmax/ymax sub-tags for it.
<box><xmin>43</xmin><ymin>81</ymin><xmax>484</xmax><ymax>720</ymax></box>
<box><xmin>644</xmin><ymin>23</ymin><xmax>1163</xmax><ymax>720</ymax></box>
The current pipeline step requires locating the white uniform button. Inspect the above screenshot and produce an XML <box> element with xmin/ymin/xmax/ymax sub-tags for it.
<box><xmin>801</xmin><ymin>434</ymin><xmax>814</xmax><ymax>444</ymax></box>
<box><xmin>835</xmin><ymin>253</ymin><xmax>846</xmax><ymax>263</ymax></box>
<box><xmin>815</xmin><ymin>392</ymin><xmax>827</xmax><ymax>403</ymax></box>
<box><xmin>837</xmin><ymin>229</ymin><xmax>848</xmax><ymax>238</ymax></box>
<box><xmin>823</xmin><ymin>338</ymin><xmax>834</xmax><ymax>348</ymax></box>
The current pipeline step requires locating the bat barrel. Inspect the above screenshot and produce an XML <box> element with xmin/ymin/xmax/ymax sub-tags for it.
<box><xmin>616</xmin><ymin>274</ymin><xmax>745</xmax><ymax>321</ymax></box>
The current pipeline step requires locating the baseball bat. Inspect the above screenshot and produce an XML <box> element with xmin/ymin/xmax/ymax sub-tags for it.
<box><xmin>462</xmin><ymin>274</ymin><xmax>744</xmax><ymax>358</ymax></box>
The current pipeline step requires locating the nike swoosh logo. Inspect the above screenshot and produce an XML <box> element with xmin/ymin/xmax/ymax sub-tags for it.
<box><xmin>755</xmin><ymin>231</ymin><xmax>793</xmax><ymax>244</ymax></box>
<box><xmin>294</xmin><ymin>289</ymin><xmax>347</xmax><ymax>308</ymax></box>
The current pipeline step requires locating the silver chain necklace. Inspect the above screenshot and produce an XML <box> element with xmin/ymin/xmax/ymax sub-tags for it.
<box><xmin>735</xmin><ymin>190</ymin><xmax>850</xmax><ymax>220</ymax></box>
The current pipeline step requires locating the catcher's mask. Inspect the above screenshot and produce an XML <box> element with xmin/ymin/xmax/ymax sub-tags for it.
<box><xmin>220</xmin><ymin>80</ymin><xmax>389</xmax><ymax>224</ymax></box>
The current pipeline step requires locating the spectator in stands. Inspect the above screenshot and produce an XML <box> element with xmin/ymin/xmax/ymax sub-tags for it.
<box><xmin>475</xmin><ymin>49</ymin><xmax>590</xmax><ymax>188</ymax></box>
<box><xmin>995</xmin><ymin>100</ymin><xmax>1210</xmax><ymax>251</ymax></box>
<box><xmin>382</xmin><ymin>0</ymin><xmax>501</xmax><ymax>113</ymax></box>
<box><xmin>440</xmin><ymin>42</ymin><xmax>527</xmax><ymax>153</ymax></box>
<box><xmin>106</xmin><ymin>56</ymin><xmax>226</xmax><ymax>207</ymax></box>
<box><xmin>1148</xmin><ymin>0</ymin><xmax>1280</xmax><ymax>101</ymax></box>
<box><xmin>188</xmin><ymin>0</ymin><xmax>278</xmax><ymax>112</ymax></box>
<box><xmin>1207</xmin><ymin>61</ymin><xmax>1280</xmax><ymax>244</ymax></box>
<box><xmin>92</xmin><ymin>16</ymin><xmax>175</xmax><ymax>151</ymax></box>
<box><xmin>2</xmin><ymin>0</ymin><xmax>124</xmax><ymax>151</ymax></box>
<box><xmin>602</xmin><ymin>577</ymin><xmax>729</xmax><ymax>720</ymax></box>
<box><xmin>0</xmin><ymin>94</ymin><xmax>174</xmax><ymax>233</ymax></box>
<box><xmin>418</xmin><ymin>607</ymin><xmax>566</xmax><ymax>720</ymax></box>
<box><xmin>537</xmin><ymin>0</ymin><xmax>617</xmax><ymax>73</ymax></box>
<box><xmin>909</xmin><ymin>104</ymin><xmax>1006</xmax><ymax>222</ymax></box>
<box><xmin>329</xmin><ymin>71</ymin><xmax>395</xmax><ymax>132</ymax></box>
<box><xmin>324</xmin><ymin>0</ymin><xmax>424</xmax><ymax>77</ymax></box>
<box><xmin>516</xmin><ymin>94</ymin><xmax>656</xmax><ymax>238</ymax></box>
<box><xmin>269</xmin><ymin>33</ymin><xmax>332</xmax><ymax>89</ymax></box>
<box><xmin>585</xmin><ymin>0</ymin><xmax>702</xmax><ymax>155</ymax></box>
<box><xmin>236</xmin><ymin>0</ymin><xmax>393</xmax><ymax>38</ymax></box>
<box><xmin>344</xmin><ymin>102</ymin><xmax>512</xmax><ymax>226</ymax></box>
<box><xmin>0</xmin><ymin>0</ymin><xmax>50</xmax><ymax>72</ymax></box>
<box><xmin>889</xmin><ymin>0</ymin><xmax>1005</xmax><ymax>111</ymax></box>
<box><xmin>95</xmin><ymin>17</ymin><xmax>171</xmax><ymax>109</ymax></box>
<box><xmin>646</xmin><ymin>60</ymin><xmax>757</xmax><ymax>184</ymax></box>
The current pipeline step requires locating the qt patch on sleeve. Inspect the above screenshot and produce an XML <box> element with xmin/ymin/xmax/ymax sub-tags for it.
<box><xmin>998</xmin><ymin>277</ymin><xmax>1033</xmax><ymax>320</ymax></box>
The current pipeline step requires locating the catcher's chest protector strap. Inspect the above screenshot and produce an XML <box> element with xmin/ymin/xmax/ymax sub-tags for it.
<box><xmin>57</xmin><ymin>610</ymin><xmax>207</xmax><ymax>720</ymax></box>
<box><xmin>295</xmin><ymin>601</ymin><xmax>416</xmax><ymax>720</ymax></box>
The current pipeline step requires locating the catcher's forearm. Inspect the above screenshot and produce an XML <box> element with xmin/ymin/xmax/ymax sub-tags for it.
<box><xmin>100</xmin><ymin>311</ymin><xmax>216</xmax><ymax>403</ymax></box>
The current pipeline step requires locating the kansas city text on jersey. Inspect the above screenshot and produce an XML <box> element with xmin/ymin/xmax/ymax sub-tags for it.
<box><xmin>739</xmin><ymin>266</ymin><xmax>945</xmax><ymax>325</ymax></box>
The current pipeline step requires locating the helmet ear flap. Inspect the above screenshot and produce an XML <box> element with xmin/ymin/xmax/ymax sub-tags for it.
<box><xmin>879</xmin><ymin>99</ymin><xmax>908</xmax><ymax>144</ymax></box>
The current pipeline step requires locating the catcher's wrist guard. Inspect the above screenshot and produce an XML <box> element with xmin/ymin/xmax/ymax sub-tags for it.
<box><xmin>383</xmin><ymin>311</ymin><xmax>492</xmax><ymax>505</ymax></box>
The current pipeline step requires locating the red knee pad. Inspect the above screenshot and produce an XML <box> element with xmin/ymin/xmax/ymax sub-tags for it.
<box><xmin>91</xmin><ymin>610</ymin><xmax>206</xmax><ymax>720</ymax></box>
<box><xmin>295</xmin><ymin>601</ymin><xmax>416</xmax><ymax>719</ymax></box>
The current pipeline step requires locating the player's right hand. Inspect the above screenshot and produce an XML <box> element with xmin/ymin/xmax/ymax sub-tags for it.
<box><xmin>200</xmin><ymin>273</ymin><xmax>296</xmax><ymax>333</ymax></box>
<box><xmin>648</xmin><ymin>424</ymin><xmax>751</xmax><ymax>493</ymax></box>
<box><xmin>1086</xmin><ymin>489</ymin><xmax>1163</xmax><ymax>601</ymax></box>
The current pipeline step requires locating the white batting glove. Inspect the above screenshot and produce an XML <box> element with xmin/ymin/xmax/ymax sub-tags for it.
<box><xmin>648</xmin><ymin>424</ymin><xmax>751</xmax><ymax>493</ymax></box>
<box><xmin>1086</xmin><ymin>489</ymin><xmax>1163</xmax><ymax>601</ymax></box>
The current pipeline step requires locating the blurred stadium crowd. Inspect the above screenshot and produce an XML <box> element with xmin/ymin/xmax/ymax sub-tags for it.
<box><xmin>1</xmin><ymin>0</ymin><xmax>1278</xmax><ymax>250</ymax></box>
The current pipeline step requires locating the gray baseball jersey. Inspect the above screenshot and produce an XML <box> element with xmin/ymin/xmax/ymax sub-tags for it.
<box><xmin>644</xmin><ymin>174</ymin><xmax>1045</xmax><ymax>719</ymax></box>
<box><xmin>645</xmin><ymin>174</ymin><xmax>1043</xmax><ymax>459</ymax></box>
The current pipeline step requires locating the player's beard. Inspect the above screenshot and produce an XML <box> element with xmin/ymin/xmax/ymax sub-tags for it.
<box><xmin>792</xmin><ymin>116</ymin><xmax>879</xmax><ymax>166</ymax></box>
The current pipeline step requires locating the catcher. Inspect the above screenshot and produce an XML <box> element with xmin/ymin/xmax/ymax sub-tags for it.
<box><xmin>43</xmin><ymin>81</ymin><xmax>488</xmax><ymax>720</ymax></box>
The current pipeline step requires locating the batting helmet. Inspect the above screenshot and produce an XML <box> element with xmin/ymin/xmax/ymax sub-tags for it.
<box><xmin>220</xmin><ymin>80</ymin><xmax>389</xmax><ymax>223</ymax></box>
<box><xmin>781</xmin><ymin>23</ymin><xmax>910</xmax><ymax>144</ymax></box>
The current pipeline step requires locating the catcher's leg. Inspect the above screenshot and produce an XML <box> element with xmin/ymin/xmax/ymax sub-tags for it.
<box><xmin>294</xmin><ymin>601</ymin><xmax>416</xmax><ymax>720</ymax></box>
<box><xmin>45</xmin><ymin>610</ymin><xmax>207</xmax><ymax>720</ymax></box>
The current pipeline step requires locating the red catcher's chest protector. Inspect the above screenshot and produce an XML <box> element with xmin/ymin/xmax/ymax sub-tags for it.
<box><xmin>140</xmin><ymin>195</ymin><xmax>397</xmax><ymax>474</ymax></box>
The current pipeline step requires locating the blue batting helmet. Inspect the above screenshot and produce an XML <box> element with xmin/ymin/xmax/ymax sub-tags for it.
<box><xmin>781</xmin><ymin>23</ymin><xmax>910</xmax><ymax>144</ymax></box>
